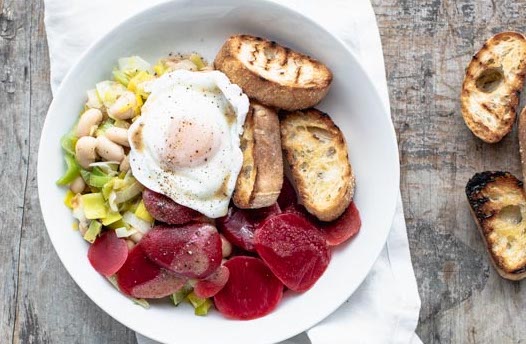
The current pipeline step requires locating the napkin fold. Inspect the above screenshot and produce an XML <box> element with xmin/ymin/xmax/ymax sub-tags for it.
<box><xmin>44</xmin><ymin>0</ymin><xmax>421</xmax><ymax>343</ymax></box>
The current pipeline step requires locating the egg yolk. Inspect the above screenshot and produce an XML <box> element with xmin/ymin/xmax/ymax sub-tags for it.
<box><xmin>160</xmin><ymin>117</ymin><xmax>222</xmax><ymax>169</ymax></box>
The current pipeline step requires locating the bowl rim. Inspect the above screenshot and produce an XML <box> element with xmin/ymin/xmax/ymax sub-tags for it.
<box><xmin>38</xmin><ymin>0</ymin><xmax>400</xmax><ymax>342</ymax></box>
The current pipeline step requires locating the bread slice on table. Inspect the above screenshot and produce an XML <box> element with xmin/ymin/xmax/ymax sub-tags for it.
<box><xmin>233</xmin><ymin>101</ymin><xmax>283</xmax><ymax>209</ymax></box>
<box><xmin>280</xmin><ymin>109</ymin><xmax>354</xmax><ymax>221</ymax></box>
<box><xmin>466</xmin><ymin>171</ymin><xmax>526</xmax><ymax>280</ymax></box>
<box><xmin>214</xmin><ymin>34</ymin><xmax>332</xmax><ymax>111</ymax></box>
<box><xmin>518</xmin><ymin>107</ymin><xmax>526</xmax><ymax>187</ymax></box>
<box><xmin>461</xmin><ymin>32</ymin><xmax>526</xmax><ymax>143</ymax></box>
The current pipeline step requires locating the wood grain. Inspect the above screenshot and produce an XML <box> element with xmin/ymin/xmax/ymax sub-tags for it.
<box><xmin>0</xmin><ymin>0</ymin><xmax>137</xmax><ymax>343</ymax></box>
<box><xmin>3</xmin><ymin>0</ymin><xmax>526</xmax><ymax>343</ymax></box>
<box><xmin>372</xmin><ymin>0</ymin><xmax>526</xmax><ymax>343</ymax></box>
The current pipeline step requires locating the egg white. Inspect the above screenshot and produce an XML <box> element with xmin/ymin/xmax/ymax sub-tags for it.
<box><xmin>128</xmin><ymin>70</ymin><xmax>249</xmax><ymax>218</ymax></box>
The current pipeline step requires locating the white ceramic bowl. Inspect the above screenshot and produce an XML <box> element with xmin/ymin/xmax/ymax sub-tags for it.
<box><xmin>38</xmin><ymin>0</ymin><xmax>400</xmax><ymax>343</ymax></box>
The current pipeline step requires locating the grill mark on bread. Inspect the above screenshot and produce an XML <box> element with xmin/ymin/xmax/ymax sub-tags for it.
<box><xmin>214</xmin><ymin>34</ymin><xmax>332</xmax><ymax>111</ymax></box>
<box><xmin>461</xmin><ymin>32</ymin><xmax>526</xmax><ymax>143</ymax></box>
<box><xmin>295</xmin><ymin>66</ymin><xmax>303</xmax><ymax>84</ymax></box>
<box><xmin>466</xmin><ymin>171</ymin><xmax>526</xmax><ymax>279</ymax></box>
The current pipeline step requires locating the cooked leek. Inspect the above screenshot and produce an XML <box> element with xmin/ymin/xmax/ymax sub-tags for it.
<box><xmin>189</xmin><ymin>53</ymin><xmax>206</xmax><ymax>70</ymax></box>
<box><xmin>81</xmin><ymin>193</ymin><xmax>107</xmax><ymax>219</ymax></box>
<box><xmin>86</xmin><ymin>89</ymin><xmax>103</xmax><ymax>109</ymax></box>
<box><xmin>113</xmin><ymin>70</ymin><xmax>130</xmax><ymax>87</ymax></box>
<box><xmin>127</xmin><ymin>71</ymin><xmax>154</xmax><ymax>99</ymax></box>
<box><xmin>63</xmin><ymin>190</ymin><xmax>76</xmax><ymax>209</ymax></box>
<box><xmin>60</xmin><ymin>130</ymin><xmax>78</xmax><ymax>156</ymax></box>
<box><xmin>83</xmin><ymin>220</ymin><xmax>102</xmax><ymax>243</ymax></box>
<box><xmin>135</xmin><ymin>200</ymin><xmax>154</xmax><ymax>223</ymax></box>
<box><xmin>115</xmin><ymin>226</ymin><xmax>137</xmax><ymax>238</ymax></box>
<box><xmin>122</xmin><ymin>211</ymin><xmax>152</xmax><ymax>233</ymax></box>
<box><xmin>118</xmin><ymin>56</ymin><xmax>151</xmax><ymax>74</ymax></box>
<box><xmin>101</xmin><ymin>211</ymin><xmax>122</xmax><ymax>226</ymax></box>
<box><xmin>170</xmin><ymin>284</ymin><xmax>193</xmax><ymax>306</ymax></box>
<box><xmin>96</xmin><ymin>80</ymin><xmax>127</xmax><ymax>108</ymax></box>
<box><xmin>56</xmin><ymin>154</ymin><xmax>80</xmax><ymax>185</ymax></box>
<box><xmin>194</xmin><ymin>299</ymin><xmax>213</xmax><ymax>316</ymax></box>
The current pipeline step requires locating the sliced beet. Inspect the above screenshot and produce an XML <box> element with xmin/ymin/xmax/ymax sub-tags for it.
<box><xmin>88</xmin><ymin>230</ymin><xmax>128</xmax><ymax>277</ymax></box>
<box><xmin>194</xmin><ymin>265</ymin><xmax>230</xmax><ymax>299</ymax></box>
<box><xmin>214</xmin><ymin>256</ymin><xmax>283</xmax><ymax>320</ymax></box>
<box><xmin>277</xmin><ymin>177</ymin><xmax>297</xmax><ymax>210</ymax></box>
<box><xmin>141</xmin><ymin>223</ymin><xmax>222</xmax><ymax>279</ymax></box>
<box><xmin>142</xmin><ymin>188</ymin><xmax>200</xmax><ymax>225</ymax></box>
<box><xmin>317</xmin><ymin>202</ymin><xmax>361</xmax><ymax>246</ymax></box>
<box><xmin>116</xmin><ymin>244</ymin><xmax>186</xmax><ymax>298</ymax></box>
<box><xmin>216</xmin><ymin>203</ymin><xmax>281</xmax><ymax>252</ymax></box>
<box><xmin>284</xmin><ymin>202</ymin><xmax>361</xmax><ymax>246</ymax></box>
<box><xmin>255</xmin><ymin>213</ymin><xmax>331</xmax><ymax>292</ymax></box>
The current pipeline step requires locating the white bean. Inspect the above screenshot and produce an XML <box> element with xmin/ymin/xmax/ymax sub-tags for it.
<box><xmin>96</xmin><ymin>136</ymin><xmax>124</xmax><ymax>162</ymax></box>
<box><xmin>126</xmin><ymin>239</ymin><xmax>135</xmax><ymax>250</ymax></box>
<box><xmin>76</xmin><ymin>108</ymin><xmax>103</xmax><ymax>137</ymax></box>
<box><xmin>70</xmin><ymin>176</ymin><xmax>86</xmax><ymax>194</ymax></box>
<box><xmin>105</xmin><ymin>127</ymin><xmax>129</xmax><ymax>147</ymax></box>
<box><xmin>108</xmin><ymin>92</ymin><xmax>137</xmax><ymax>120</ymax></box>
<box><xmin>130</xmin><ymin>231</ymin><xmax>143</xmax><ymax>243</ymax></box>
<box><xmin>220</xmin><ymin>234</ymin><xmax>232</xmax><ymax>258</ymax></box>
<box><xmin>120</xmin><ymin>154</ymin><xmax>130</xmax><ymax>173</ymax></box>
<box><xmin>75</xmin><ymin>136</ymin><xmax>98</xmax><ymax>169</ymax></box>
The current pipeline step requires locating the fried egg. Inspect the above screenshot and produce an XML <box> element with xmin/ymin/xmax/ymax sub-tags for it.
<box><xmin>128</xmin><ymin>70</ymin><xmax>249</xmax><ymax>218</ymax></box>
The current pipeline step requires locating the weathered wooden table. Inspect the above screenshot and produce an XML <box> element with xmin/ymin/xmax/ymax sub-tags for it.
<box><xmin>2</xmin><ymin>0</ymin><xmax>526</xmax><ymax>343</ymax></box>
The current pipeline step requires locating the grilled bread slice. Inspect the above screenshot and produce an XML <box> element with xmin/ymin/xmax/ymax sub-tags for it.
<box><xmin>233</xmin><ymin>101</ymin><xmax>283</xmax><ymax>209</ymax></box>
<box><xmin>280</xmin><ymin>109</ymin><xmax>354</xmax><ymax>221</ymax></box>
<box><xmin>461</xmin><ymin>32</ymin><xmax>526</xmax><ymax>143</ymax></box>
<box><xmin>519</xmin><ymin>107</ymin><xmax>526</xmax><ymax>187</ymax></box>
<box><xmin>466</xmin><ymin>171</ymin><xmax>526</xmax><ymax>280</ymax></box>
<box><xmin>214</xmin><ymin>35</ymin><xmax>332</xmax><ymax>111</ymax></box>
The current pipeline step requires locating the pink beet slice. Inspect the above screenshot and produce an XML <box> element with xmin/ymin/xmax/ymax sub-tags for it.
<box><xmin>194</xmin><ymin>265</ymin><xmax>230</xmax><ymax>298</ymax></box>
<box><xmin>317</xmin><ymin>202</ymin><xmax>361</xmax><ymax>246</ymax></box>
<box><xmin>116</xmin><ymin>244</ymin><xmax>186</xmax><ymax>298</ymax></box>
<box><xmin>284</xmin><ymin>202</ymin><xmax>361</xmax><ymax>246</ymax></box>
<box><xmin>254</xmin><ymin>213</ymin><xmax>331</xmax><ymax>292</ymax></box>
<box><xmin>277</xmin><ymin>177</ymin><xmax>297</xmax><ymax>210</ymax></box>
<box><xmin>141</xmin><ymin>223</ymin><xmax>222</xmax><ymax>279</ymax></box>
<box><xmin>214</xmin><ymin>256</ymin><xmax>283</xmax><ymax>320</ymax></box>
<box><xmin>142</xmin><ymin>188</ymin><xmax>200</xmax><ymax>225</ymax></box>
<box><xmin>88</xmin><ymin>230</ymin><xmax>128</xmax><ymax>277</ymax></box>
<box><xmin>216</xmin><ymin>203</ymin><xmax>281</xmax><ymax>252</ymax></box>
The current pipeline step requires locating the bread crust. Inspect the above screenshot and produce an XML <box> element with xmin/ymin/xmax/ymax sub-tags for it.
<box><xmin>233</xmin><ymin>101</ymin><xmax>283</xmax><ymax>209</ymax></box>
<box><xmin>280</xmin><ymin>109</ymin><xmax>354</xmax><ymax>221</ymax></box>
<box><xmin>461</xmin><ymin>31</ymin><xmax>526</xmax><ymax>143</ymax></box>
<box><xmin>519</xmin><ymin>107</ymin><xmax>526</xmax><ymax>188</ymax></box>
<box><xmin>214</xmin><ymin>35</ymin><xmax>332</xmax><ymax>111</ymax></box>
<box><xmin>466</xmin><ymin>171</ymin><xmax>526</xmax><ymax>280</ymax></box>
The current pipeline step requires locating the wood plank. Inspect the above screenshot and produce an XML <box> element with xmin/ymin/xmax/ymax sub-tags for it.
<box><xmin>0</xmin><ymin>0</ymin><xmax>31</xmax><ymax>342</ymax></box>
<box><xmin>9</xmin><ymin>0</ymin><xmax>137</xmax><ymax>343</ymax></box>
<box><xmin>372</xmin><ymin>0</ymin><xmax>526</xmax><ymax>343</ymax></box>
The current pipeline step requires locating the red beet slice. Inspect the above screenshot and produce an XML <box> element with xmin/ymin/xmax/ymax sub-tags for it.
<box><xmin>317</xmin><ymin>202</ymin><xmax>361</xmax><ymax>246</ymax></box>
<box><xmin>141</xmin><ymin>223</ymin><xmax>222</xmax><ymax>279</ymax></box>
<box><xmin>194</xmin><ymin>265</ymin><xmax>230</xmax><ymax>298</ymax></box>
<box><xmin>277</xmin><ymin>177</ymin><xmax>297</xmax><ymax>210</ymax></box>
<box><xmin>88</xmin><ymin>230</ymin><xmax>128</xmax><ymax>277</ymax></box>
<box><xmin>284</xmin><ymin>202</ymin><xmax>361</xmax><ymax>246</ymax></box>
<box><xmin>142</xmin><ymin>188</ymin><xmax>200</xmax><ymax>225</ymax></box>
<box><xmin>255</xmin><ymin>213</ymin><xmax>331</xmax><ymax>292</ymax></box>
<box><xmin>116</xmin><ymin>244</ymin><xmax>186</xmax><ymax>298</ymax></box>
<box><xmin>216</xmin><ymin>203</ymin><xmax>281</xmax><ymax>252</ymax></box>
<box><xmin>214</xmin><ymin>256</ymin><xmax>283</xmax><ymax>320</ymax></box>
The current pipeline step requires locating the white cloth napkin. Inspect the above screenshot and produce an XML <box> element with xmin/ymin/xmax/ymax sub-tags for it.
<box><xmin>44</xmin><ymin>0</ymin><xmax>422</xmax><ymax>343</ymax></box>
